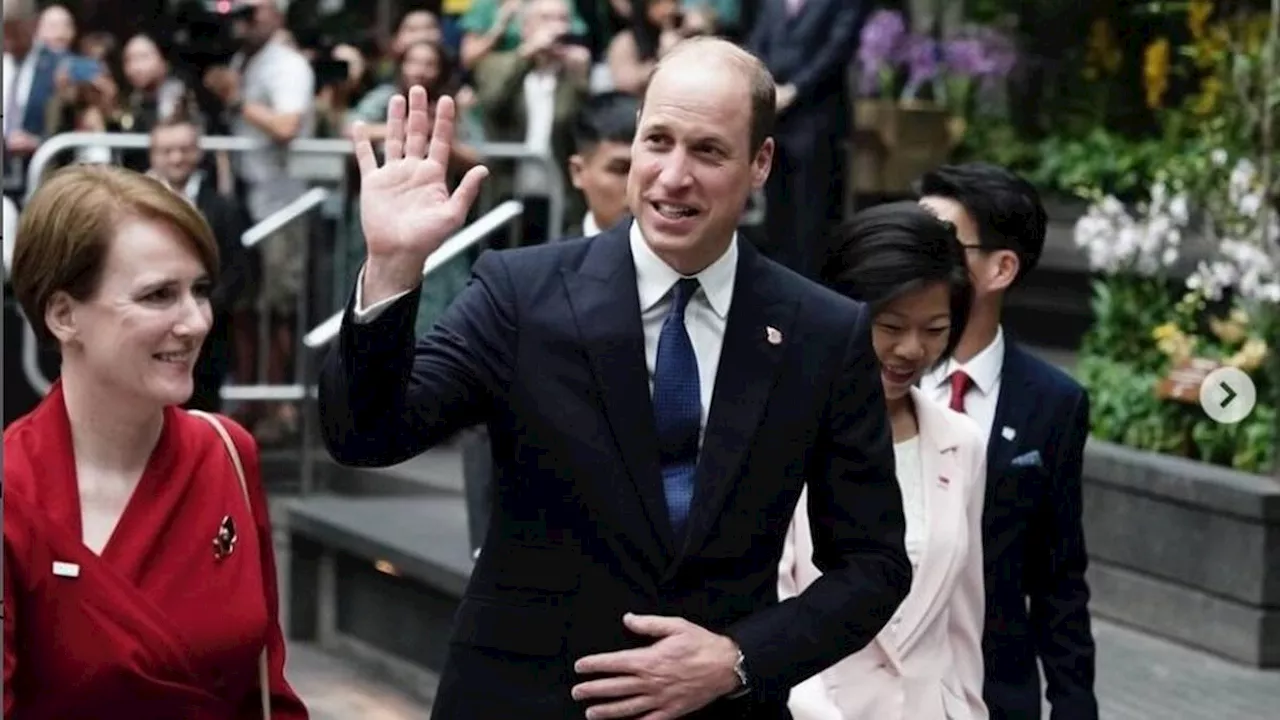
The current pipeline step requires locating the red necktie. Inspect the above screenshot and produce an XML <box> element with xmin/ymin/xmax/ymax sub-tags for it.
<box><xmin>948</xmin><ymin>371</ymin><xmax>973</xmax><ymax>414</ymax></box>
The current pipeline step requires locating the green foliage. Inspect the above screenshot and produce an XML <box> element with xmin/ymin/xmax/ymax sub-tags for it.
<box><xmin>1079</xmin><ymin>276</ymin><xmax>1179</xmax><ymax>372</ymax></box>
<box><xmin>1077</xmin><ymin>354</ymin><xmax>1277</xmax><ymax>473</ymax></box>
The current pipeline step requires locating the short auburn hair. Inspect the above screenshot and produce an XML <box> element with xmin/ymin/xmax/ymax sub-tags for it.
<box><xmin>12</xmin><ymin>164</ymin><xmax>220</xmax><ymax>346</ymax></box>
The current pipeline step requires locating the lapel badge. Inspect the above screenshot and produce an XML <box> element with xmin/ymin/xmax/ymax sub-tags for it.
<box><xmin>1001</xmin><ymin>426</ymin><xmax>1017</xmax><ymax>441</ymax></box>
<box><xmin>765</xmin><ymin>326</ymin><xmax>783</xmax><ymax>345</ymax></box>
<box><xmin>52</xmin><ymin>561</ymin><xmax>81</xmax><ymax>578</ymax></box>
<box><xmin>213</xmin><ymin>515</ymin><xmax>238</xmax><ymax>561</ymax></box>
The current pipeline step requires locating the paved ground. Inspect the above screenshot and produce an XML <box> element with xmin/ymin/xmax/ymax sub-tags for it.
<box><xmin>280</xmin><ymin>615</ymin><xmax>1280</xmax><ymax>719</ymax></box>
<box><xmin>286</xmin><ymin>642</ymin><xmax>431</xmax><ymax>719</ymax></box>
<box><xmin>1091</xmin><ymin>620</ymin><xmax>1279</xmax><ymax>719</ymax></box>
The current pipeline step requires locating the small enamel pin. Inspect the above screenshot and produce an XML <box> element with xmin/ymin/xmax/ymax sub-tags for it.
<box><xmin>213</xmin><ymin>515</ymin><xmax>238</xmax><ymax>561</ymax></box>
<box><xmin>52</xmin><ymin>561</ymin><xmax>80</xmax><ymax>578</ymax></box>
<box><xmin>1001</xmin><ymin>426</ymin><xmax>1017</xmax><ymax>441</ymax></box>
<box><xmin>765</xmin><ymin>326</ymin><xmax>783</xmax><ymax>345</ymax></box>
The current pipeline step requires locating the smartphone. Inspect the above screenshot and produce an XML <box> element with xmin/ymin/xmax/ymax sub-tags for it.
<box><xmin>312</xmin><ymin>59</ymin><xmax>350</xmax><ymax>87</ymax></box>
<box><xmin>555</xmin><ymin>33</ymin><xmax>592</xmax><ymax>48</ymax></box>
<box><xmin>65</xmin><ymin>56</ymin><xmax>103</xmax><ymax>84</ymax></box>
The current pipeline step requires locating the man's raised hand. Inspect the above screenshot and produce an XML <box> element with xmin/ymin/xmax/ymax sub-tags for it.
<box><xmin>354</xmin><ymin>85</ymin><xmax>488</xmax><ymax>304</ymax></box>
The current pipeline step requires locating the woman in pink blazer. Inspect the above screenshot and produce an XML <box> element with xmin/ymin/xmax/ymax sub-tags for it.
<box><xmin>781</xmin><ymin>202</ymin><xmax>988</xmax><ymax>720</ymax></box>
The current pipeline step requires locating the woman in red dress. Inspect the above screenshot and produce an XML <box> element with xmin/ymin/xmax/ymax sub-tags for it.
<box><xmin>4</xmin><ymin>164</ymin><xmax>308</xmax><ymax>718</ymax></box>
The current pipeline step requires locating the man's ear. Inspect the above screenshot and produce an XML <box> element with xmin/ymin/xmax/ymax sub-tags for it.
<box><xmin>568</xmin><ymin>153</ymin><xmax>586</xmax><ymax>190</ymax></box>
<box><xmin>988</xmin><ymin>249</ymin><xmax>1021</xmax><ymax>293</ymax></box>
<box><xmin>44</xmin><ymin>290</ymin><xmax>79</xmax><ymax>345</ymax></box>
<box><xmin>751</xmin><ymin>137</ymin><xmax>774</xmax><ymax>189</ymax></box>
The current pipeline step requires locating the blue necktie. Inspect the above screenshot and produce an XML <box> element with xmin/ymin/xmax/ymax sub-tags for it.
<box><xmin>653</xmin><ymin>278</ymin><xmax>702</xmax><ymax>535</ymax></box>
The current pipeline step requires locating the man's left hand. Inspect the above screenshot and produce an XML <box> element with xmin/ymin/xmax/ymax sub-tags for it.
<box><xmin>572</xmin><ymin>613</ymin><xmax>742</xmax><ymax>720</ymax></box>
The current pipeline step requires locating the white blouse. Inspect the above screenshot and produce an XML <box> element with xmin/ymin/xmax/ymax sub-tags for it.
<box><xmin>894</xmin><ymin>436</ymin><xmax>927</xmax><ymax>572</ymax></box>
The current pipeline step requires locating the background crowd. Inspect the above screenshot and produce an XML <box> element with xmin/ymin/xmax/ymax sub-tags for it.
<box><xmin>3</xmin><ymin>0</ymin><xmax>856</xmax><ymax>443</ymax></box>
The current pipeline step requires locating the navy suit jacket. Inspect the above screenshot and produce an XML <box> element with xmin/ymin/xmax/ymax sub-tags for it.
<box><xmin>747</xmin><ymin>0</ymin><xmax>860</xmax><ymax>117</ymax></box>
<box><xmin>319</xmin><ymin>225</ymin><xmax>910</xmax><ymax>719</ymax></box>
<box><xmin>982</xmin><ymin>342</ymin><xmax>1098</xmax><ymax>720</ymax></box>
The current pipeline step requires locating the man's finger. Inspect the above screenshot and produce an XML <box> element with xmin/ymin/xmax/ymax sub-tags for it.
<box><xmin>584</xmin><ymin>693</ymin><xmax>661</xmax><ymax>720</ymax></box>
<box><xmin>448</xmin><ymin>165</ymin><xmax>489</xmax><ymax>219</ymax></box>
<box><xmin>571</xmin><ymin>674</ymin><xmax>648</xmax><ymax>702</ymax></box>
<box><xmin>404</xmin><ymin>85</ymin><xmax>430</xmax><ymax>159</ymax></box>
<box><xmin>351</xmin><ymin>122</ymin><xmax>378</xmax><ymax>176</ymax></box>
<box><xmin>384</xmin><ymin>93</ymin><xmax>406</xmax><ymax>162</ymax></box>
<box><xmin>574</xmin><ymin>647</ymin><xmax>647</xmax><ymax>675</ymax></box>
<box><xmin>427</xmin><ymin>95</ymin><xmax>457</xmax><ymax>167</ymax></box>
<box><xmin>623</xmin><ymin>613</ymin><xmax>687</xmax><ymax>638</ymax></box>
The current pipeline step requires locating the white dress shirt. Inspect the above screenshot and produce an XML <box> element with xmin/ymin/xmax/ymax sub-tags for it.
<box><xmin>582</xmin><ymin>211</ymin><xmax>602</xmax><ymax>237</ymax></box>
<box><xmin>349</xmin><ymin>221</ymin><xmax>739</xmax><ymax>438</ymax></box>
<box><xmin>629</xmin><ymin>221</ymin><xmax>736</xmax><ymax>433</ymax></box>
<box><xmin>4</xmin><ymin>48</ymin><xmax>38</xmax><ymax>137</ymax></box>
<box><xmin>894</xmin><ymin>435</ymin><xmax>926</xmax><ymax>572</ymax></box>
<box><xmin>516</xmin><ymin>69</ymin><xmax>558</xmax><ymax>197</ymax></box>
<box><xmin>922</xmin><ymin>326</ymin><xmax>1005</xmax><ymax>445</ymax></box>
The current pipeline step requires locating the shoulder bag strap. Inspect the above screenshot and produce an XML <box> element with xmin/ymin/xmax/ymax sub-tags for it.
<box><xmin>190</xmin><ymin>410</ymin><xmax>272</xmax><ymax>719</ymax></box>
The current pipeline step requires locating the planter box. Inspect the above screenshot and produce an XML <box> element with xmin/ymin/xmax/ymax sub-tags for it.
<box><xmin>851</xmin><ymin>100</ymin><xmax>960</xmax><ymax>194</ymax></box>
<box><xmin>1082</xmin><ymin>439</ymin><xmax>1280</xmax><ymax>667</ymax></box>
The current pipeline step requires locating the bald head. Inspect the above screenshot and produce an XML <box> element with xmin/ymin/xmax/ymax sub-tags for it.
<box><xmin>644</xmin><ymin>37</ymin><xmax>776</xmax><ymax>153</ymax></box>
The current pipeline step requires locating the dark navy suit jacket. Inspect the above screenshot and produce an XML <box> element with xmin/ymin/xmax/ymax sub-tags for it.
<box><xmin>319</xmin><ymin>225</ymin><xmax>911</xmax><ymax>719</ymax></box>
<box><xmin>982</xmin><ymin>342</ymin><xmax>1098</xmax><ymax>720</ymax></box>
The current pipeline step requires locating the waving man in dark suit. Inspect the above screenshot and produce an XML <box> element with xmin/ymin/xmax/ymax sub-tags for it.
<box><xmin>319</xmin><ymin>37</ymin><xmax>910</xmax><ymax>720</ymax></box>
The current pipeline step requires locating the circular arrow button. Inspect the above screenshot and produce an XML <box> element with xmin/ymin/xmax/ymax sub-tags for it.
<box><xmin>1199</xmin><ymin>367</ymin><xmax>1257</xmax><ymax>424</ymax></box>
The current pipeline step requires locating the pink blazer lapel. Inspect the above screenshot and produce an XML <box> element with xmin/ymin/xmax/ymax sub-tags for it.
<box><xmin>876</xmin><ymin>389</ymin><xmax>968</xmax><ymax>658</ymax></box>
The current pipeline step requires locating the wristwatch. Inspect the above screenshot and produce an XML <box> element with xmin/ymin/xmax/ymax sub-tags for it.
<box><xmin>727</xmin><ymin>650</ymin><xmax>751</xmax><ymax>699</ymax></box>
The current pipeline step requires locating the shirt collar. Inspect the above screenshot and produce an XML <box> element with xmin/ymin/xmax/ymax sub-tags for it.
<box><xmin>628</xmin><ymin>220</ymin><xmax>737</xmax><ymax>320</ymax></box>
<box><xmin>583</xmin><ymin>211</ymin><xmax>601</xmax><ymax>237</ymax></box>
<box><xmin>926</xmin><ymin>325</ymin><xmax>1005</xmax><ymax>396</ymax></box>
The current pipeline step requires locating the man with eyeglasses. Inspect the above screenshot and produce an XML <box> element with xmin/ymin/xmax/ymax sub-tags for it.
<box><xmin>917</xmin><ymin>163</ymin><xmax>1099</xmax><ymax>720</ymax></box>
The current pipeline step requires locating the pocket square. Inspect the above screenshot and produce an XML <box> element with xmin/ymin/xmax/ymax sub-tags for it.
<box><xmin>1011</xmin><ymin>450</ymin><xmax>1043</xmax><ymax>467</ymax></box>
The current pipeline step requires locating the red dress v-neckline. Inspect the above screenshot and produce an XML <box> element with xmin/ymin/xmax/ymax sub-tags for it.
<box><xmin>42</xmin><ymin>383</ymin><xmax>177</xmax><ymax>568</ymax></box>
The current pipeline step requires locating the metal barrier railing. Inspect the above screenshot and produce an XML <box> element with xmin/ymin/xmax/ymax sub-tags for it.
<box><xmin>16</xmin><ymin>132</ymin><xmax>559</xmax><ymax>494</ymax></box>
<box><xmin>23</xmin><ymin>134</ymin><xmax>566</xmax><ymax>242</ymax></box>
<box><xmin>304</xmin><ymin>199</ymin><xmax>525</xmax><ymax>349</ymax></box>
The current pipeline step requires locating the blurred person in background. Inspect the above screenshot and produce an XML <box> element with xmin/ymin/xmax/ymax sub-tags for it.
<box><xmin>148</xmin><ymin>112</ymin><xmax>250</xmax><ymax>413</ymax></box>
<box><xmin>4</xmin><ymin>0</ymin><xmax>69</xmax><ymax>166</ymax></box>
<box><xmin>375</xmin><ymin>7</ymin><xmax>445</xmax><ymax>82</ymax></box>
<box><xmin>203</xmin><ymin>0</ymin><xmax>316</xmax><ymax>444</ymax></box>
<box><xmin>117</xmin><ymin>32</ymin><xmax>195</xmax><ymax>172</ymax></box>
<box><xmin>606</xmin><ymin>0</ymin><xmax>714</xmax><ymax>97</ymax></box>
<box><xmin>3</xmin><ymin>164</ymin><xmax>306</xmax><ymax>718</ymax></box>
<box><xmin>473</xmin><ymin>0</ymin><xmax>591</xmax><ymax>245</ymax></box>
<box><xmin>459</xmin><ymin>0</ymin><xmax>590</xmax><ymax>71</ymax></box>
<box><xmin>567</xmin><ymin>90</ymin><xmax>637</xmax><ymax>236</ymax></box>
<box><xmin>33</xmin><ymin>3</ymin><xmax>76</xmax><ymax>53</ymax></box>
<box><xmin>749</xmin><ymin>0</ymin><xmax>859</xmax><ymax>279</ymax></box>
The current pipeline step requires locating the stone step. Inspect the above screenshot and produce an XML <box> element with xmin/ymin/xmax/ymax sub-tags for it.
<box><xmin>285</xmin><ymin>640</ymin><xmax>433</xmax><ymax>719</ymax></box>
<box><xmin>285</xmin><ymin>494</ymin><xmax>473</xmax><ymax>697</ymax></box>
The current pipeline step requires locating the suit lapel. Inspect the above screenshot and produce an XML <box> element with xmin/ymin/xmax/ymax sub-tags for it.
<box><xmin>672</xmin><ymin>243</ymin><xmax>797</xmax><ymax>567</ymax></box>
<box><xmin>986</xmin><ymin>343</ymin><xmax>1037</xmax><ymax>488</ymax></box>
<box><xmin>562</xmin><ymin>227</ymin><xmax>675</xmax><ymax>560</ymax></box>
<box><xmin>888</xmin><ymin>391</ymin><xmax>965</xmax><ymax>657</ymax></box>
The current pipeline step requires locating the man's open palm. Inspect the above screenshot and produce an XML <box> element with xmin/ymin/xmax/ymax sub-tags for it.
<box><xmin>353</xmin><ymin>85</ymin><xmax>487</xmax><ymax>266</ymax></box>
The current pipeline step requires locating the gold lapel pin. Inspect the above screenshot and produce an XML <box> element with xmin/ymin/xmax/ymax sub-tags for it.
<box><xmin>213</xmin><ymin>515</ymin><xmax>238</xmax><ymax>560</ymax></box>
